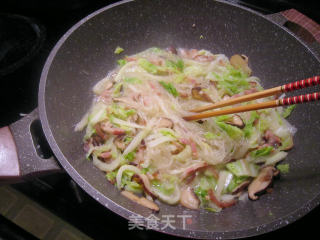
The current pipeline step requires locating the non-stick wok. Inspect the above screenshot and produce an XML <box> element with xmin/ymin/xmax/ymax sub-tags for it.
<box><xmin>1</xmin><ymin>0</ymin><xmax>320</xmax><ymax>239</ymax></box>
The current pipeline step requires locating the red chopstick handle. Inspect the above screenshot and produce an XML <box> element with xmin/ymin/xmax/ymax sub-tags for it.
<box><xmin>282</xmin><ymin>76</ymin><xmax>320</xmax><ymax>92</ymax></box>
<box><xmin>280</xmin><ymin>92</ymin><xmax>320</xmax><ymax>105</ymax></box>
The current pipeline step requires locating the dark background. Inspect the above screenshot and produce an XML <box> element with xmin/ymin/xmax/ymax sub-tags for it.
<box><xmin>0</xmin><ymin>0</ymin><xmax>319</xmax><ymax>239</ymax></box>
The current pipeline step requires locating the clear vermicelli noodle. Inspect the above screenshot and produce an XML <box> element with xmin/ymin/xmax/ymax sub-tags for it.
<box><xmin>76</xmin><ymin>47</ymin><xmax>296</xmax><ymax>212</ymax></box>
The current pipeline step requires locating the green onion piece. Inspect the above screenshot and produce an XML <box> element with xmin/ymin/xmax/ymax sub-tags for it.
<box><xmin>120</xmin><ymin>170</ymin><xmax>134</xmax><ymax>188</ymax></box>
<box><xmin>124</xmin><ymin>136</ymin><xmax>133</xmax><ymax>144</ymax></box>
<box><xmin>138</xmin><ymin>58</ymin><xmax>159</xmax><ymax>74</ymax></box>
<box><xmin>124</xmin><ymin>151</ymin><xmax>136</xmax><ymax>162</ymax></box>
<box><xmin>204</xmin><ymin>132</ymin><xmax>216</xmax><ymax>140</ymax></box>
<box><xmin>282</xmin><ymin>105</ymin><xmax>296</xmax><ymax>118</ymax></box>
<box><xmin>194</xmin><ymin>186</ymin><xmax>208</xmax><ymax>203</ymax></box>
<box><xmin>141</xmin><ymin>168</ymin><xmax>150</xmax><ymax>174</ymax></box>
<box><xmin>159</xmin><ymin>81</ymin><xmax>179</xmax><ymax>97</ymax></box>
<box><xmin>250</xmin><ymin>146</ymin><xmax>273</xmax><ymax>158</ymax></box>
<box><xmin>106</xmin><ymin>170</ymin><xmax>117</xmax><ymax>182</ymax></box>
<box><xmin>117</xmin><ymin>59</ymin><xmax>127</xmax><ymax>66</ymax></box>
<box><xmin>159</xmin><ymin>130</ymin><xmax>176</xmax><ymax>138</ymax></box>
<box><xmin>165</xmin><ymin>59</ymin><xmax>184</xmax><ymax>73</ymax></box>
<box><xmin>277</xmin><ymin>163</ymin><xmax>289</xmax><ymax>174</ymax></box>
<box><xmin>114</xmin><ymin>46</ymin><xmax>124</xmax><ymax>54</ymax></box>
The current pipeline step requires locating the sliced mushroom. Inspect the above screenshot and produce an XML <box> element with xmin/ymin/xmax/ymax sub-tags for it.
<box><xmin>240</xmin><ymin>54</ymin><xmax>249</xmax><ymax>63</ymax></box>
<box><xmin>230</xmin><ymin>54</ymin><xmax>252</xmax><ymax>76</ymax></box>
<box><xmin>166</xmin><ymin>46</ymin><xmax>177</xmax><ymax>54</ymax></box>
<box><xmin>264</xmin><ymin>130</ymin><xmax>281</xmax><ymax>148</ymax></box>
<box><xmin>137</xmin><ymin>173</ymin><xmax>156</xmax><ymax>198</ymax></box>
<box><xmin>248</xmin><ymin>166</ymin><xmax>277</xmax><ymax>200</ymax></box>
<box><xmin>156</xmin><ymin>117</ymin><xmax>173</xmax><ymax>128</ymax></box>
<box><xmin>180</xmin><ymin>187</ymin><xmax>200</xmax><ymax>210</ymax></box>
<box><xmin>231</xmin><ymin>180</ymin><xmax>251</xmax><ymax>195</ymax></box>
<box><xmin>191</xmin><ymin>87</ymin><xmax>212</xmax><ymax>102</ymax></box>
<box><xmin>121</xmin><ymin>190</ymin><xmax>159</xmax><ymax>212</ymax></box>
<box><xmin>226</xmin><ymin>115</ymin><xmax>245</xmax><ymax>129</ymax></box>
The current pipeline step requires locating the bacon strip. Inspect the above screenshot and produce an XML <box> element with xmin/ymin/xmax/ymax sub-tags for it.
<box><xmin>179</xmin><ymin>138</ymin><xmax>198</xmax><ymax>158</ymax></box>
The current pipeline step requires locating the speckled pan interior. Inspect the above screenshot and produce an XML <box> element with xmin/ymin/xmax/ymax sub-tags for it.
<box><xmin>38</xmin><ymin>0</ymin><xmax>320</xmax><ymax>238</ymax></box>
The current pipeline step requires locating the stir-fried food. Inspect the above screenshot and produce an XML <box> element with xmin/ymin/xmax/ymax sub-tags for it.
<box><xmin>76</xmin><ymin>47</ymin><xmax>296</xmax><ymax>212</ymax></box>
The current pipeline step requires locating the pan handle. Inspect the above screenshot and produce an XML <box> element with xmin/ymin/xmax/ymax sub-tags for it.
<box><xmin>266</xmin><ymin>9</ymin><xmax>320</xmax><ymax>57</ymax></box>
<box><xmin>0</xmin><ymin>109</ymin><xmax>62</xmax><ymax>182</ymax></box>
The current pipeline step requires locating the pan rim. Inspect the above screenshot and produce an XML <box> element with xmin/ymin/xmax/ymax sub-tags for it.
<box><xmin>38</xmin><ymin>0</ymin><xmax>320</xmax><ymax>239</ymax></box>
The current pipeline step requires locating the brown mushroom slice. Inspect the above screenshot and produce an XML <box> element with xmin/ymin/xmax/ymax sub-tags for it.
<box><xmin>191</xmin><ymin>87</ymin><xmax>212</xmax><ymax>102</ymax></box>
<box><xmin>180</xmin><ymin>187</ymin><xmax>200</xmax><ymax>210</ymax></box>
<box><xmin>166</xmin><ymin>46</ymin><xmax>177</xmax><ymax>55</ymax></box>
<box><xmin>230</xmin><ymin>54</ymin><xmax>252</xmax><ymax>76</ymax></box>
<box><xmin>156</xmin><ymin>117</ymin><xmax>173</xmax><ymax>128</ymax></box>
<box><xmin>240</xmin><ymin>54</ymin><xmax>249</xmax><ymax>63</ymax></box>
<box><xmin>231</xmin><ymin>180</ymin><xmax>251</xmax><ymax>195</ymax></box>
<box><xmin>137</xmin><ymin>173</ymin><xmax>155</xmax><ymax>198</ymax></box>
<box><xmin>264</xmin><ymin>130</ymin><xmax>281</xmax><ymax>148</ymax></box>
<box><xmin>225</xmin><ymin>115</ymin><xmax>245</xmax><ymax>129</ymax></box>
<box><xmin>121</xmin><ymin>190</ymin><xmax>159</xmax><ymax>212</ymax></box>
<box><xmin>248</xmin><ymin>166</ymin><xmax>277</xmax><ymax>200</ymax></box>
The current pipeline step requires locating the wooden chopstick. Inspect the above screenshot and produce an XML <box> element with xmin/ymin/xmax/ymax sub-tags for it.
<box><xmin>189</xmin><ymin>76</ymin><xmax>320</xmax><ymax>113</ymax></box>
<box><xmin>183</xmin><ymin>76</ymin><xmax>320</xmax><ymax>121</ymax></box>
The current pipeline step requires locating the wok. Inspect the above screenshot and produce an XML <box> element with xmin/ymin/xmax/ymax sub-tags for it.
<box><xmin>1</xmin><ymin>0</ymin><xmax>320</xmax><ymax>238</ymax></box>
